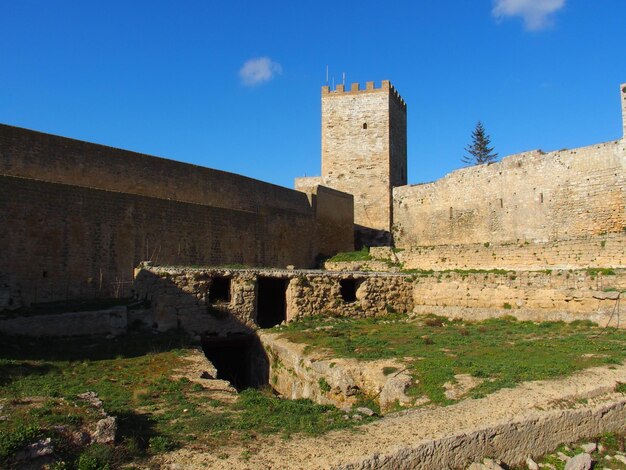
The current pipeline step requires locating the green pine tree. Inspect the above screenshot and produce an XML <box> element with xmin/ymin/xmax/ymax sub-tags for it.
<box><xmin>462</xmin><ymin>121</ymin><xmax>498</xmax><ymax>165</ymax></box>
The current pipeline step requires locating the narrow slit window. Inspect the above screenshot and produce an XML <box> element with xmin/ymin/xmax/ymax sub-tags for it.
<box><xmin>362</xmin><ymin>123</ymin><xmax>367</xmax><ymax>129</ymax></box>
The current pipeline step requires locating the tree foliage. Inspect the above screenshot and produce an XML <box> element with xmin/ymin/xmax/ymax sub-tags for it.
<box><xmin>462</xmin><ymin>121</ymin><xmax>498</xmax><ymax>165</ymax></box>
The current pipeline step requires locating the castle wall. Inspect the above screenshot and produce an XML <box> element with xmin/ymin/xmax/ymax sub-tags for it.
<box><xmin>394</xmin><ymin>234</ymin><xmax>625</xmax><ymax>271</ymax></box>
<box><xmin>0</xmin><ymin>124</ymin><xmax>310</xmax><ymax>215</ymax></box>
<box><xmin>320</xmin><ymin>81</ymin><xmax>407</xmax><ymax>236</ymax></box>
<box><xmin>393</xmin><ymin>140</ymin><xmax>625</xmax><ymax>247</ymax></box>
<box><xmin>0</xmin><ymin>175</ymin><xmax>316</xmax><ymax>309</ymax></box>
<box><xmin>294</xmin><ymin>179</ymin><xmax>355</xmax><ymax>257</ymax></box>
<box><xmin>412</xmin><ymin>270</ymin><xmax>626</xmax><ymax>328</ymax></box>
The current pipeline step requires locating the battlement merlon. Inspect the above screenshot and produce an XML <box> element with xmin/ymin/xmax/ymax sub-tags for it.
<box><xmin>621</xmin><ymin>82</ymin><xmax>626</xmax><ymax>140</ymax></box>
<box><xmin>321</xmin><ymin>80</ymin><xmax>407</xmax><ymax>110</ymax></box>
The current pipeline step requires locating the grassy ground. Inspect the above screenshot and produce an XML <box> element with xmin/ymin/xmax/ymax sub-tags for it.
<box><xmin>325</xmin><ymin>248</ymin><xmax>372</xmax><ymax>263</ymax></box>
<box><xmin>0</xmin><ymin>331</ymin><xmax>370</xmax><ymax>469</ymax></box>
<box><xmin>278</xmin><ymin>314</ymin><xmax>626</xmax><ymax>405</ymax></box>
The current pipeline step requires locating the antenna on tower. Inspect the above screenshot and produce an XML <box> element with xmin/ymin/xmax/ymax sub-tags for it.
<box><xmin>342</xmin><ymin>72</ymin><xmax>345</xmax><ymax>86</ymax></box>
<box><xmin>325</xmin><ymin>65</ymin><xmax>329</xmax><ymax>85</ymax></box>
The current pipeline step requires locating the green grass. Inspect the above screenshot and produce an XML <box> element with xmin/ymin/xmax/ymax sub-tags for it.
<box><xmin>586</xmin><ymin>267</ymin><xmax>616</xmax><ymax>276</ymax></box>
<box><xmin>0</xmin><ymin>331</ymin><xmax>368</xmax><ymax>468</ymax></box>
<box><xmin>326</xmin><ymin>248</ymin><xmax>372</xmax><ymax>262</ymax></box>
<box><xmin>400</xmin><ymin>268</ymin><xmax>512</xmax><ymax>277</ymax></box>
<box><xmin>278</xmin><ymin>314</ymin><xmax>626</xmax><ymax>405</ymax></box>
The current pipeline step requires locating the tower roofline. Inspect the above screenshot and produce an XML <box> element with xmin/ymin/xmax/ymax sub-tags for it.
<box><xmin>322</xmin><ymin>80</ymin><xmax>407</xmax><ymax>110</ymax></box>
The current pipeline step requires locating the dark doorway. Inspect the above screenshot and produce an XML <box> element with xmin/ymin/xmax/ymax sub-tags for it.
<box><xmin>209</xmin><ymin>277</ymin><xmax>231</xmax><ymax>303</ymax></box>
<box><xmin>256</xmin><ymin>277</ymin><xmax>288</xmax><ymax>328</ymax></box>
<box><xmin>200</xmin><ymin>333</ymin><xmax>268</xmax><ymax>391</ymax></box>
<box><xmin>340</xmin><ymin>279</ymin><xmax>359</xmax><ymax>303</ymax></box>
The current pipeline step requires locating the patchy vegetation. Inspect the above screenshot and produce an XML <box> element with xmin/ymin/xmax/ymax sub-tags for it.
<box><xmin>326</xmin><ymin>247</ymin><xmax>372</xmax><ymax>262</ymax></box>
<box><xmin>278</xmin><ymin>314</ymin><xmax>626</xmax><ymax>405</ymax></box>
<box><xmin>509</xmin><ymin>432</ymin><xmax>626</xmax><ymax>470</ymax></box>
<box><xmin>0</xmin><ymin>332</ymin><xmax>369</xmax><ymax>468</ymax></box>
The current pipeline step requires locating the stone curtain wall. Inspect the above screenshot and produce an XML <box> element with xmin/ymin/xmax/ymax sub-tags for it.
<box><xmin>395</xmin><ymin>234</ymin><xmax>625</xmax><ymax>271</ymax></box>
<box><xmin>0</xmin><ymin>175</ymin><xmax>316</xmax><ymax>309</ymax></box>
<box><xmin>393</xmin><ymin>140</ymin><xmax>625</xmax><ymax>246</ymax></box>
<box><xmin>0</xmin><ymin>124</ymin><xmax>311</xmax><ymax>215</ymax></box>
<box><xmin>411</xmin><ymin>270</ymin><xmax>626</xmax><ymax>327</ymax></box>
<box><xmin>320</xmin><ymin>81</ymin><xmax>407</xmax><ymax>234</ymax></box>
<box><xmin>0</xmin><ymin>124</ymin><xmax>356</xmax><ymax>309</ymax></box>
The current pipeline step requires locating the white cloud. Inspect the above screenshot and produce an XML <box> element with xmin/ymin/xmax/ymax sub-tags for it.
<box><xmin>239</xmin><ymin>57</ymin><xmax>282</xmax><ymax>86</ymax></box>
<box><xmin>492</xmin><ymin>0</ymin><xmax>565</xmax><ymax>30</ymax></box>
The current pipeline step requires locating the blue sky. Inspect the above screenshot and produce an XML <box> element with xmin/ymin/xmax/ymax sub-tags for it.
<box><xmin>1</xmin><ymin>1</ymin><xmax>625</xmax><ymax>188</ymax></box>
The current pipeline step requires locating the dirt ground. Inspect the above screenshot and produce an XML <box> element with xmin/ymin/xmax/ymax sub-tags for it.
<box><xmin>152</xmin><ymin>352</ymin><xmax>626</xmax><ymax>470</ymax></box>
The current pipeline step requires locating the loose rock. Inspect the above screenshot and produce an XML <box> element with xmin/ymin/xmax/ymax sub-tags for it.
<box><xmin>356</xmin><ymin>407</ymin><xmax>375</xmax><ymax>417</ymax></box>
<box><xmin>93</xmin><ymin>416</ymin><xmax>117</xmax><ymax>444</ymax></box>
<box><xmin>564</xmin><ymin>453</ymin><xmax>592</xmax><ymax>470</ymax></box>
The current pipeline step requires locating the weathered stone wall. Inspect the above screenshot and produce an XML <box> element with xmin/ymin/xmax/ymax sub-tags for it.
<box><xmin>0</xmin><ymin>175</ymin><xmax>316</xmax><ymax>309</ymax></box>
<box><xmin>286</xmin><ymin>272</ymin><xmax>413</xmax><ymax>319</ymax></box>
<box><xmin>394</xmin><ymin>139</ymin><xmax>625</xmax><ymax>246</ymax></box>
<box><xmin>412</xmin><ymin>270</ymin><xmax>626</xmax><ymax>327</ymax></box>
<box><xmin>316</xmin><ymin>80</ymin><xmax>407</xmax><ymax>235</ymax></box>
<box><xmin>293</xmin><ymin>181</ymin><xmax>355</xmax><ymax>257</ymax></box>
<box><xmin>0</xmin><ymin>125</ymin><xmax>357</xmax><ymax>309</ymax></box>
<box><xmin>0</xmin><ymin>123</ymin><xmax>311</xmax><ymax>215</ymax></box>
<box><xmin>260</xmin><ymin>331</ymin><xmax>413</xmax><ymax>413</ymax></box>
<box><xmin>132</xmin><ymin>266</ymin><xmax>414</xmax><ymax>335</ymax></box>
<box><xmin>395</xmin><ymin>234</ymin><xmax>625</xmax><ymax>271</ymax></box>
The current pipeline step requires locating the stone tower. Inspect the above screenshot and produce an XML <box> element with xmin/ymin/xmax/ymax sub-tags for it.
<box><xmin>320</xmin><ymin>80</ymin><xmax>407</xmax><ymax>246</ymax></box>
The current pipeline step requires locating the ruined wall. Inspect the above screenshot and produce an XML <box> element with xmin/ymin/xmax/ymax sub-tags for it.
<box><xmin>0</xmin><ymin>176</ymin><xmax>315</xmax><ymax>309</ymax></box>
<box><xmin>412</xmin><ymin>270</ymin><xmax>626</xmax><ymax>327</ymax></box>
<box><xmin>286</xmin><ymin>272</ymin><xmax>413</xmax><ymax>319</ymax></box>
<box><xmin>319</xmin><ymin>81</ymin><xmax>407</xmax><ymax>235</ymax></box>
<box><xmin>393</xmin><ymin>139</ymin><xmax>625</xmax><ymax>246</ymax></box>
<box><xmin>133</xmin><ymin>266</ymin><xmax>414</xmax><ymax>335</ymax></box>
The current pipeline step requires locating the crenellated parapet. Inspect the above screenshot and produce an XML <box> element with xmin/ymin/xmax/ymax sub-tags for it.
<box><xmin>321</xmin><ymin>80</ymin><xmax>407</xmax><ymax>110</ymax></box>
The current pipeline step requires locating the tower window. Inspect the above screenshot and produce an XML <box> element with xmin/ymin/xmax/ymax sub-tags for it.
<box><xmin>362</xmin><ymin>123</ymin><xmax>367</xmax><ymax>130</ymax></box>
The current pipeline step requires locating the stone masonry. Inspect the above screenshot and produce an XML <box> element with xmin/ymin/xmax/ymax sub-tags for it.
<box><xmin>132</xmin><ymin>265</ymin><xmax>413</xmax><ymax>335</ymax></box>
<box><xmin>297</xmin><ymin>80</ymin><xmax>407</xmax><ymax>246</ymax></box>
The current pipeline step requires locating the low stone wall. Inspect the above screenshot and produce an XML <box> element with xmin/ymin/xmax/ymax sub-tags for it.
<box><xmin>395</xmin><ymin>234</ymin><xmax>625</xmax><ymax>271</ymax></box>
<box><xmin>412</xmin><ymin>270</ymin><xmax>625</xmax><ymax>327</ymax></box>
<box><xmin>260</xmin><ymin>332</ymin><xmax>413</xmax><ymax>413</ymax></box>
<box><xmin>0</xmin><ymin>307</ymin><xmax>130</xmax><ymax>337</ymax></box>
<box><xmin>287</xmin><ymin>272</ymin><xmax>412</xmax><ymax>319</ymax></box>
<box><xmin>133</xmin><ymin>266</ymin><xmax>414</xmax><ymax>335</ymax></box>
